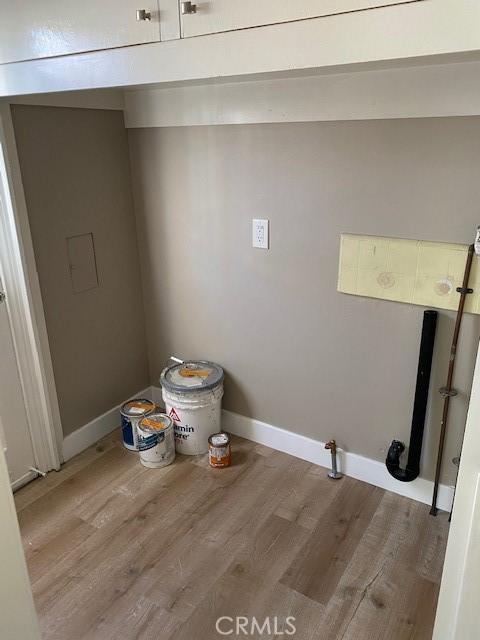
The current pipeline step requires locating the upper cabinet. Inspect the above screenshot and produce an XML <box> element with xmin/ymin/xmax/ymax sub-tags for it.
<box><xmin>0</xmin><ymin>1</ymin><xmax>160</xmax><ymax>65</ymax></box>
<box><xmin>179</xmin><ymin>0</ymin><xmax>424</xmax><ymax>38</ymax></box>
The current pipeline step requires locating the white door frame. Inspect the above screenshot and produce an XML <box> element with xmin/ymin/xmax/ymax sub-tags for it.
<box><xmin>0</xmin><ymin>101</ymin><xmax>62</xmax><ymax>474</ymax></box>
<box><xmin>433</xmin><ymin>338</ymin><xmax>480</xmax><ymax>639</ymax></box>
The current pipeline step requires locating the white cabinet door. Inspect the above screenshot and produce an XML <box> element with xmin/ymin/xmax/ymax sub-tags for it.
<box><xmin>180</xmin><ymin>0</ymin><xmax>423</xmax><ymax>38</ymax></box>
<box><xmin>0</xmin><ymin>289</ymin><xmax>36</xmax><ymax>488</ymax></box>
<box><xmin>0</xmin><ymin>445</ymin><xmax>40</xmax><ymax>640</ymax></box>
<box><xmin>0</xmin><ymin>1</ymin><xmax>160</xmax><ymax>65</ymax></box>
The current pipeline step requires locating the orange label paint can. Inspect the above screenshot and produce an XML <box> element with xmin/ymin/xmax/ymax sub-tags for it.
<box><xmin>208</xmin><ymin>432</ymin><xmax>231</xmax><ymax>468</ymax></box>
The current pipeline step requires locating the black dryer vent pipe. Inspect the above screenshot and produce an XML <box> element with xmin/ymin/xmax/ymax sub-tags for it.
<box><xmin>386</xmin><ymin>309</ymin><xmax>438</xmax><ymax>482</ymax></box>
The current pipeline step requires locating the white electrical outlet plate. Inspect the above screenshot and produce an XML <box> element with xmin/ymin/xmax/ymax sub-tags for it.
<box><xmin>252</xmin><ymin>219</ymin><xmax>269</xmax><ymax>249</ymax></box>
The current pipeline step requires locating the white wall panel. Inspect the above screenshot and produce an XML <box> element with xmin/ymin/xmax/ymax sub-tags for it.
<box><xmin>124</xmin><ymin>60</ymin><xmax>480</xmax><ymax>128</ymax></box>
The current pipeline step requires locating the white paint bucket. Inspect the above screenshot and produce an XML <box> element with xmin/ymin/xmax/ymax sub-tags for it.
<box><xmin>137</xmin><ymin>413</ymin><xmax>175</xmax><ymax>468</ymax></box>
<box><xmin>160</xmin><ymin>361</ymin><xmax>224</xmax><ymax>455</ymax></box>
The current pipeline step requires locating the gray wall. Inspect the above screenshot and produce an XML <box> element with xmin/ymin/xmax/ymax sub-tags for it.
<box><xmin>12</xmin><ymin>105</ymin><xmax>149</xmax><ymax>436</ymax></box>
<box><xmin>128</xmin><ymin>118</ymin><xmax>480</xmax><ymax>484</ymax></box>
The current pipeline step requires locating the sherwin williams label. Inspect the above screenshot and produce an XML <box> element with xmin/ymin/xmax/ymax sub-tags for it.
<box><xmin>174</xmin><ymin>422</ymin><xmax>194</xmax><ymax>443</ymax></box>
<box><xmin>138</xmin><ymin>432</ymin><xmax>159</xmax><ymax>451</ymax></box>
<box><xmin>121</xmin><ymin>415</ymin><xmax>134</xmax><ymax>447</ymax></box>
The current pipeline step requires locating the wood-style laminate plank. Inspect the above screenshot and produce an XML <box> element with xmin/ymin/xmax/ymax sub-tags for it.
<box><xmin>275</xmin><ymin>462</ymin><xmax>342</xmax><ymax>530</ymax></box>
<box><xmin>313</xmin><ymin>491</ymin><xmax>449</xmax><ymax>640</ymax></box>
<box><xmin>82</xmin><ymin>595</ymin><xmax>182</xmax><ymax>640</ymax></box>
<box><xmin>168</xmin><ymin>514</ymin><xmax>325</xmax><ymax>640</ymax></box>
<box><xmin>38</xmin><ymin>439</ymin><xmax>274</xmax><ymax>638</ymax></box>
<box><xmin>14</xmin><ymin>431</ymin><xmax>119</xmax><ymax>512</ymax></box>
<box><xmin>280</xmin><ymin>478</ymin><xmax>384</xmax><ymax>605</ymax></box>
<box><xmin>18</xmin><ymin>445</ymin><xmax>134</xmax><ymax>546</ymax></box>
<box><xmin>340</xmin><ymin>559</ymin><xmax>439</xmax><ymax>640</ymax></box>
<box><xmin>24</xmin><ymin>515</ymin><xmax>96</xmax><ymax>585</ymax></box>
<box><xmin>15</xmin><ymin>432</ymin><xmax>449</xmax><ymax>640</ymax></box>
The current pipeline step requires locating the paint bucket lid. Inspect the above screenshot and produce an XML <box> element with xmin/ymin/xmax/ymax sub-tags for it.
<box><xmin>208</xmin><ymin>432</ymin><xmax>230</xmax><ymax>447</ymax></box>
<box><xmin>160</xmin><ymin>361</ymin><xmax>224</xmax><ymax>393</ymax></box>
<box><xmin>138</xmin><ymin>413</ymin><xmax>173</xmax><ymax>434</ymax></box>
<box><xmin>120</xmin><ymin>398</ymin><xmax>155</xmax><ymax>419</ymax></box>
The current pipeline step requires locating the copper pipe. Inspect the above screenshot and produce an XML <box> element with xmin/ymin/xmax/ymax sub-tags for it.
<box><xmin>430</xmin><ymin>243</ymin><xmax>475</xmax><ymax>516</ymax></box>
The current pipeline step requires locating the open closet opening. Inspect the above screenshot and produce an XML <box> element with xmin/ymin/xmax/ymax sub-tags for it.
<box><xmin>5</xmin><ymin>86</ymin><xmax>480</xmax><ymax>640</ymax></box>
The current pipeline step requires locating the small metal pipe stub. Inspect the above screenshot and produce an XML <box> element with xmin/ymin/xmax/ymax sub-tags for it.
<box><xmin>325</xmin><ymin>439</ymin><xmax>343</xmax><ymax>479</ymax></box>
<box><xmin>29</xmin><ymin>466</ymin><xmax>47</xmax><ymax>477</ymax></box>
<box><xmin>439</xmin><ymin>386</ymin><xmax>458</xmax><ymax>398</ymax></box>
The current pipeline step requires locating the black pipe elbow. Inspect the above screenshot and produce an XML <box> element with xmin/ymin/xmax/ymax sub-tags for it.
<box><xmin>385</xmin><ymin>310</ymin><xmax>438</xmax><ymax>484</ymax></box>
<box><xmin>386</xmin><ymin>440</ymin><xmax>419</xmax><ymax>482</ymax></box>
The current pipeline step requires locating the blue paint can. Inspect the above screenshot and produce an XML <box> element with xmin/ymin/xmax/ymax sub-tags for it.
<box><xmin>120</xmin><ymin>398</ymin><xmax>156</xmax><ymax>451</ymax></box>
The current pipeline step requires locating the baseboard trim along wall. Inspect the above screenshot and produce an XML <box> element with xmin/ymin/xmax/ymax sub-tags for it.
<box><xmin>221</xmin><ymin>409</ymin><xmax>454</xmax><ymax>512</ymax></box>
<box><xmin>62</xmin><ymin>387</ymin><xmax>152</xmax><ymax>461</ymax></box>
<box><xmin>63</xmin><ymin>385</ymin><xmax>454</xmax><ymax>512</ymax></box>
<box><xmin>11</xmin><ymin>470</ymin><xmax>38</xmax><ymax>493</ymax></box>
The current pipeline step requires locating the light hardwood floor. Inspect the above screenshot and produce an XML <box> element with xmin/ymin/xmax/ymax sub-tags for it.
<box><xmin>15</xmin><ymin>432</ymin><xmax>449</xmax><ymax>640</ymax></box>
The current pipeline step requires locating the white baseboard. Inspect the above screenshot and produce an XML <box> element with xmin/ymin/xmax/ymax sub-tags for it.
<box><xmin>62</xmin><ymin>385</ymin><xmax>453</xmax><ymax>511</ymax></box>
<box><xmin>151</xmin><ymin>385</ymin><xmax>163</xmax><ymax>406</ymax></box>
<box><xmin>62</xmin><ymin>387</ymin><xmax>152</xmax><ymax>462</ymax></box>
<box><xmin>222</xmin><ymin>409</ymin><xmax>454</xmax><ymax>513</ymax></box>
<box><xmin>11</xmin><ymin>469</ymin><xmax>38</xmax><ymax>492</ymax></box>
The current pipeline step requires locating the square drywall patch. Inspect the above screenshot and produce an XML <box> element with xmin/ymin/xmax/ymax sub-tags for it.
<box><xmin>66</xmin><ymin>232</ymin><xmax>99</xmax><ymax>294</ymax></box>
